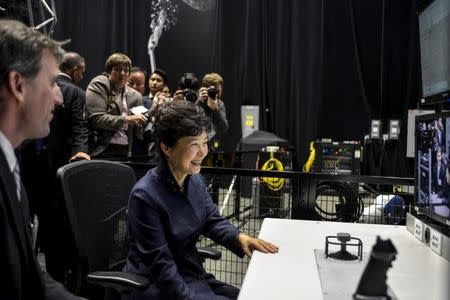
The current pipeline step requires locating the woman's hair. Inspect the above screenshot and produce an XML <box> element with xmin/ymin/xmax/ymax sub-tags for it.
<box><xmin>153</xmin><ymin>100</ymin><xmax>212</xmax><ymax>151</ymax></box>
<box><xmin>202</xmin><ymin>72</ymin><xmax>223</xmax><ymax>88</ymax></box>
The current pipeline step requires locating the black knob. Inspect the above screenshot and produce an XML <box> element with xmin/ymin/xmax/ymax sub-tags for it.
<box><xmin>337</xmin><ymin>232</ymin><xmax>351</xmax><ymax>243</ymax></box>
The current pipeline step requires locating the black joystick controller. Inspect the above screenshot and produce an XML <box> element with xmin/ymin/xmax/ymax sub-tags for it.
<box><xmin>325</xmin><ymin>232</ymin><xmax>363</xmax><ymax>261</ymax></box>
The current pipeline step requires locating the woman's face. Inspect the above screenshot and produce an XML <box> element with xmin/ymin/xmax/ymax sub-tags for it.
<box><xmin>163</xmin><ymin>131</ymin><xmax>209</xmax><ymax>176</ymax></box>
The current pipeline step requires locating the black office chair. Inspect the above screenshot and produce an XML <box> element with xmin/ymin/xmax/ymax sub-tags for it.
<box><xmin>57</xmin><ymin>160</ymin><xmax>220</xmax><ymax>299</ymax></box>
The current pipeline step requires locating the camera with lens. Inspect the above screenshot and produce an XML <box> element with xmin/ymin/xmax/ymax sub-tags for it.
<box><xmin>207</xmin><ymin>86</ymin><xmax>217</xmax><ymax>99</ymax></box>
<box><xmin>182</xmin><ymin>89</ymin><xmax>198</xmax><ymax>103</ymax></box>
<box><xmin>179</xmin><ymin>72</ymin><xmax>199</xmax><ymax>103</ymax></box>
<box><xmin>142</xmin><ymin>110</ymin><xmax>154</xmax><ymax>143</ymax></box>
<box><xmin>129</xmin><ymin>105</ymin><xmax>153</xmax><ymax>143</ymax></box>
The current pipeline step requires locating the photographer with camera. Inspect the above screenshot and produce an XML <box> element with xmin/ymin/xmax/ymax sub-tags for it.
<box><xmin>86</xmin><ymin>53</ymin><xmax>146</xmax><ymax>158</ymax></box>
<box><xmin>198</xmin><ymin>73</ymin><xmax>229</xmax><ymax>147</ymax></box>
<box><xmin>138</xmin><ymin>69</ymin><xmax>172</xmax><ymax>158</ymax></box>
<box><xmin>173</xmin><ymin>72</ymin><xmax>200</xmax><ymax>103</ymax></box>
<box><xmin>172</xmin><ymin>72</ymin><xmax>228</xmax><ymax>148</ymax></box>
<box><xmin>144</xmin><ymin>68</ymin><xmax>169</xmax><ymax>110</ymax></box>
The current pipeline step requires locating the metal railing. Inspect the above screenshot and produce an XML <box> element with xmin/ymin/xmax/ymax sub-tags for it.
<box><xmin>125</xmin><ymin>161</ymin><xmax>414</xmax><ymax>287</ymax></box>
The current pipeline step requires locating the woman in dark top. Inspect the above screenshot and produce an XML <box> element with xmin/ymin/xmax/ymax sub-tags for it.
<box><xmin>123</xmin><ymin>100</ymin><xmax>278</xmax><ymax>300</ymax></box>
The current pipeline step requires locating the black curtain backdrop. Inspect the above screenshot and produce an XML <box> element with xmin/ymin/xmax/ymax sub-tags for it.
<box><xmin>52</xmin><ymin>0</ymin><xmax>218</xmax><ymax>91</ymax></box>
<box><xmin>1</xmin><ymin>0</ymin><xmax>423</xmax><ymax>175</ymax></box>
<box><xmin>213</xmin><ymin>0</ymin><xmax>421</xmax><ymax>175</ymax></box>
<box><xmin>212</xmin><ymin>0</ymin><xmax>324</xmax><ymax>160</ymax></box>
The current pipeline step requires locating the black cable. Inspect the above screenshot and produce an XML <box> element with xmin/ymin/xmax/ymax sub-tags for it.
<box><xmin>315</xmin><ymin>180</ymin><xmax>363</xmax><ymax>222</ymax></box>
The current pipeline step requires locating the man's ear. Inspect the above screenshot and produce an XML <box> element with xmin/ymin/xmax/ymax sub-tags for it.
<box><xmin>67</xmin><ymin>67</ymin><xmax>76</xmax><ymax>81</ymax></box>
<box><xmin>6</xmin><ymin>71</ymin><xmax>26</xmax><ymax>103</ymax></box>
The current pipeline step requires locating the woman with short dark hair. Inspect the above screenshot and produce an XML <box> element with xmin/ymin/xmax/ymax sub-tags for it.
<box><xmin>123</xmin><ymin>100</ymin><xmax>278</xmax><ymax>300</ymax></box>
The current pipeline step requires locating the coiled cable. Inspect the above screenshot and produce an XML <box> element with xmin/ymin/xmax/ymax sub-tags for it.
<box><xmin>315</xmin><ymin>180</ymin><xmax>363</xmax><ymax>222</ymax></box>
<box><xmin>260</xmin><ymin>152</ymin><xmax>285</xmax><ymax>191</ymax></box>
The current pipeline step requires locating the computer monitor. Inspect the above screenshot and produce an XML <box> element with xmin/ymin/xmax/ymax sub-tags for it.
<box><xmin>418</xmin><ymin>0</ymin><xmax>450</xmax><ymax>106</ymax></box>
<box><xmin>415</xmin><ymin>112</ymin><xmax>450</xmax><ymax>226</ymax></box>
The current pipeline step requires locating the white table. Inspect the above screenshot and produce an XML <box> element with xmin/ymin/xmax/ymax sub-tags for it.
<box><xmin>238</xmin><ymin>218</ymin><xmax>450</xmax><ymax>300</ymax></box>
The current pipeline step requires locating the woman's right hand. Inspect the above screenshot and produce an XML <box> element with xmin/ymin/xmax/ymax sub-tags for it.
<box><xmin>237</xmin><ymin>233</ymin><xmax>279</xmax><ymax>258</ymax></box>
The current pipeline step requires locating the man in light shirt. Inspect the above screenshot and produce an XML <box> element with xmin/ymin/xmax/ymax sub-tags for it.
<box><xmin>0</xmin><ymin>19</ymin><xmax>84</xmax><ymax>300</ymax></box>
<box><xmin>86</xmin><ymin>53</ymin><xmax>147</xmax><ymax>158</ymax></box>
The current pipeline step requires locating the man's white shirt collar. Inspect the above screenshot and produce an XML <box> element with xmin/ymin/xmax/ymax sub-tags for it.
<box><xmin>0</xmin><ymin>130</ymin><xmax>17</xmax><ymax>173</ymax></box>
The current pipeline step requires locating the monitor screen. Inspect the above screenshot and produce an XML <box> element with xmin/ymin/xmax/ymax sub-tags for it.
<box><xmin>418</xmin><ymin>0</ymin><xmax>450</xmax><ymax>104</ymax></box>
<box><xmin>415</xmin><ymin>112</ymin><xmax>450</xmax><ymax>225</ymax></box>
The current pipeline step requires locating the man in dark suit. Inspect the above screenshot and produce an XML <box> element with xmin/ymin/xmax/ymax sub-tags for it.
<box><xmin>0</xmin><ymin>19</ymin><xmax>84</xmax><ymax>299</ymax></box>
<box><xmin>19</xmin><ymin>51</ymin><xmax>91</xmax><ymax>285</ymax></box>
<box><xmin>54</xmin><ymin>51</ymin><xmax>90</xmax><ymax>163</ymax></box>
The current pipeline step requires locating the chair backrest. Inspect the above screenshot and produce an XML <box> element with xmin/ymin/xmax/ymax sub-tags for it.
<box><xmin>57</xmin><ymin>160</ymin><xmax>136</xmax><ymax>296</ymax></box>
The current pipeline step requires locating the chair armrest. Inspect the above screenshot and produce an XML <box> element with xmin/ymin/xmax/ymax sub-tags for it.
<box><xmin>86</xmin><ymin>271</ymin><xmax>149</xmax><ymax>293</ymax></box>
<box><xmin>197</xmin><ymin>246</ymin><xmax>222</xmax><ymax>260</ymax></box>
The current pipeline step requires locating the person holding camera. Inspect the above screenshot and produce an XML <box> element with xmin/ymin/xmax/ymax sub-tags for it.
<box><xmin>172</xmin><ymin>72</ymin><xmax>200</xmax><ymax>103</ymax></box>
<box><xmin>172</xmin><ymin>72</ymin><xmax>228</xmax><ymax>148</ymax></box>
<box><xmin>145</xmin><ymin>68</ymin><xmax>170</xmax><ymax>111</ymax></box>
<box><xmin>197</xmin><ymin>73</ymin><xmax>229</xmax><ymax>147</ymax></box>
<box><xmin>137</xmin><ymin>69</ymin><xmax>172</xmax><ymax>157</ymax></box>
<box><xmin>86</xmin><ymin>53</ymin><xmax>147</xmax><ymax>158</ymax></box>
